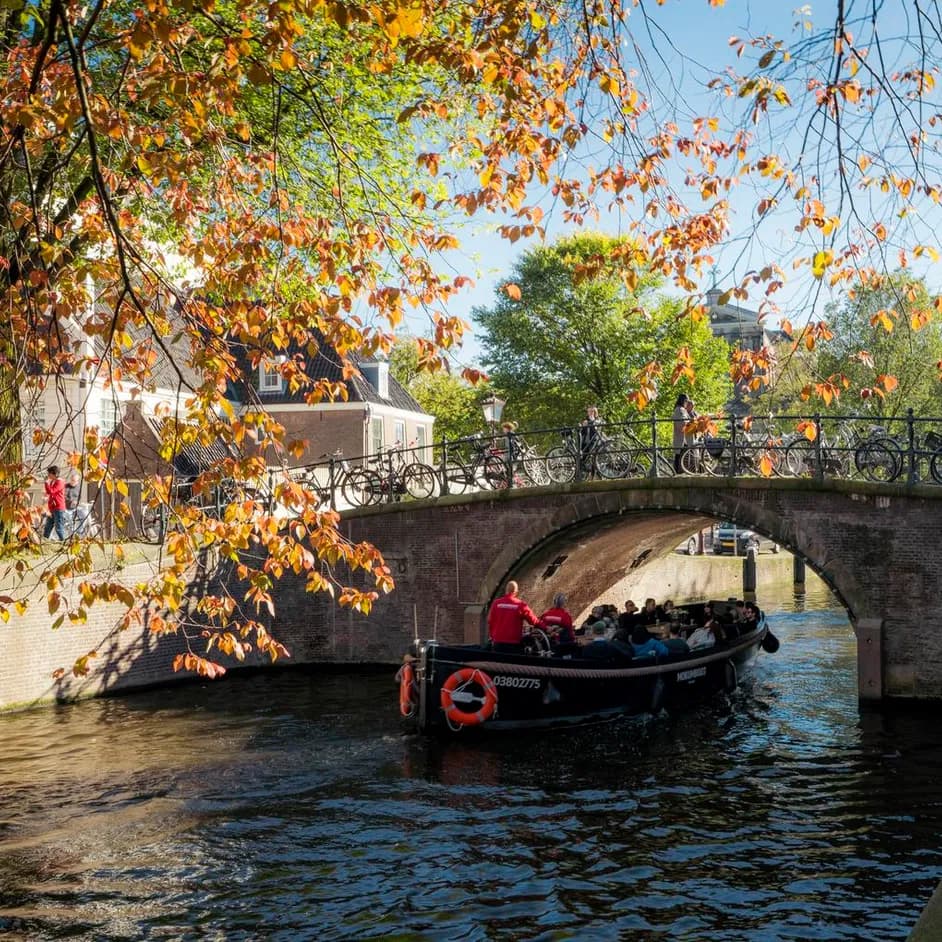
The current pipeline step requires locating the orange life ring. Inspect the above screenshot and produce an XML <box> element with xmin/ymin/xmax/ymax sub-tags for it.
<box><xmin>399</xmin><ymin>662</ymin><xmax>416</xmax><ymax>717</ymax></box>
<box><xmin>440</xmin><ymin>668</ymin><xmax>498</xmax><ymax>726</ymax></box>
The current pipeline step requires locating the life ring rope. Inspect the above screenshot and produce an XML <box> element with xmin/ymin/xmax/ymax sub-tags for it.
<box><xmin>440</xmin><ymin>667</ymin><xmax>498</xmax><ymax>728</ymax></box>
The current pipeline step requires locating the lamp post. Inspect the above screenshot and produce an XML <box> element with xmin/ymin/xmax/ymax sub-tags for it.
<box><xmin>481</xmin><ymin>394</ymin><xmax>506</xmax><ymax>431</ymax></box>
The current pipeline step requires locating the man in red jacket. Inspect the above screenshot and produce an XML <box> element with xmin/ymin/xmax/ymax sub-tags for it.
<box><xmin>43</xmin><ymin>465</ymin><xmax>68</xmax><ymax>541</ymax></box>
<box><xmin>488</xmin><ymin>580</ymin><xmax>539</xmax><ymax>651</ymax></box>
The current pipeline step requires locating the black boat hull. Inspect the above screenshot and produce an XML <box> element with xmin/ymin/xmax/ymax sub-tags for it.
<box><xmin>407</xmin><ymin>625</ymin><xmax>767</xmax><ymax>734</ymax></box>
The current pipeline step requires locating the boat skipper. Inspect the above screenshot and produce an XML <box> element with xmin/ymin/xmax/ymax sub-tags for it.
<box><xmin>488</xmin><ymin>580</ymin><xmax>540</xmax><ymax>652</ymax></box>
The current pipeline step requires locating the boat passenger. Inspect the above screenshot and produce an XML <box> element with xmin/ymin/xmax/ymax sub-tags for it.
<box><xmin>578</xmin><ymin>605</ymin><xmax>605</xmax><ymax>637</ymax></box>
<box><xmin>742</xmin><ymin>602</ymin><xmax>762</xmax><ymax>630</ymax></box>
<box><xmin>733</xmin><ymin>599</ymin><xmax>746</xmax><ymax>622</ymax></box>
<box><xmin>661</xmin><ymin>599</ymin><xmax>675</xmax><ymax>620</ymax></box>
<box><xmin>540</xmin><ymin>593</ymin><xmax>578</xmax><ymax>654</ymax></box>
<box><xmin>662</xmin><ymin>623</ymin><xmax>690</xmax><ymax>655</ymax></box>
<box><xmin>488</xmin><ymin>580</ymin><xmax>540</xmax><ymax>652</ymax></box>
<box><xmin>639</xmin><ymin>598</ymin><xmax>660</xmax><ymax>626</ymax></box>
<box><xmin>616</xmin><ymin>599</ymin><xmax>639</xmax><ymax>639</ymax></box>
<box><xmin>582</xmin><ymin>621</ymin><xmax>632</xmax><ymax>662</ymax></box>
<box><xmin>630</xmin><ymin>625</ymin><xmax>668</xmax><ymax>660</ymax></box>
<box><xmin>686</xmin><ymin>621</ymin><xmax>716</xmax><ymax>649</ymax></box>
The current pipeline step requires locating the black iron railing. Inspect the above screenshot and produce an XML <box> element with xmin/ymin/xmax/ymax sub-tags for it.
<box><xmin>276</xmin><ymin>408</ymin><xmax>942</xmax><ymax>510</ymax></box>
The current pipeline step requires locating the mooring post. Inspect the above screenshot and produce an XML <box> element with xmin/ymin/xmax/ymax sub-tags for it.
<box><xmin>793</xmin><ymin>555</ymin><xmax>806</xmax><ymax>591</ymax></box>
<box><xmin>742</xmin><ymin>545</ymin><xmax>757</xmax><ymax>601</ymax></box>
<box><xmin>854</xmin><ymin>618</ymin><xmax>884</xmax><ymax>701</ymax></box>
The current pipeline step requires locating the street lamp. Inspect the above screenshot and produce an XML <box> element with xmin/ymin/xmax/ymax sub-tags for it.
<box><xmin>481</xmin><ymin>394</ymin><xmax>506</xmax><ymax>429</ymax></box>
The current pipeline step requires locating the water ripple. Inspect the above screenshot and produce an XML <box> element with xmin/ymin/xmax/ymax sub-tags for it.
<box><xmin>0</xmin><ymin>583</ymin><xmax>941</xmax><ymax>939</ymax></box>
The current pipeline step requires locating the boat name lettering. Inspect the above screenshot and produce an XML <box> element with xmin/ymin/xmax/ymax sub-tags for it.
<box><xmin>494</xmin><ymin>675</ymin><xmax>541</xmax><ymax>689</ymax></box>
<box><xmin>676</xmin><ymin>667</ymin><xmax>707</xmax><ymax>682</ymax></box>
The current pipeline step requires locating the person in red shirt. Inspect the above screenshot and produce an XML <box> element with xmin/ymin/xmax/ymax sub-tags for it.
<box><xmin>488</xmin><ymin>580</ymin><xmax>539</xmax><ymax>651</ymax></box>
<box><xmin>43</xmin><ymin>465</ymin><xmax>68</xmax><ymax>541</ymax></box>
<box><xmin>539</xmin><ymin>592</ymin><xmax>576</xmax><ymax>651</ymax></box>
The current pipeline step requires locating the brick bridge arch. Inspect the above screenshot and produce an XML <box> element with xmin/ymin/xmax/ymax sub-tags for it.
<box><xmin>272</xmin><ymin>478</ymin><xmax>942</xmax><ymax>703</ymax></box>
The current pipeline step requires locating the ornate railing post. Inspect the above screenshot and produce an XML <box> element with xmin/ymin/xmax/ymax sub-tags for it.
<box><xmin>813</xmin><ymin>414</ymin><xmax>824</xmax><ymax>480</ymax></box>
<box><xmin>573</xmin><ymin>425</ymin><xmax>584</xmax><ymax>482</ymax></box>
<box><xmin>649</xmin><ymin>412</ymin><xmax>659</xmax><ymax>478</ymax></box>
<box><xmin>729</xmin><ymin>416</ymin><xmax>738</xmax><ymax>477</ymax></box>
<box><xmin>505</xmin><ymin>429</ymin><xmax>516</xmax><ymax>489</ymax></box>
<box><xmin>439</xmin><ymin>434</ymin><xmax>449</xmax><ymax>496</ymax></box>
<box><xmin>907</xmin><ymin>407</ymin><xmax>917</xmax><ymax>485</ymax></box>
<box><xmin>266</xmin><ymin>469</ymin><xmax>275</xmax><ymax>515</ymax></box>
<box><xmin>328</xmin><ymin>456</ymin><xmax>337</xmax><ymax>509</ymax></box>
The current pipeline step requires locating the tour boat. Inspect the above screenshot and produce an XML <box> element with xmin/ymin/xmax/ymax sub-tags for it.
<box><xmin>398</xmin><ymin>601</ymin><xmax>776</xmax><ymax>735</ymax></box>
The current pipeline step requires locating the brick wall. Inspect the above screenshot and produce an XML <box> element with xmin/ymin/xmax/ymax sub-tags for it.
<box><xmin>6</xmin><ymin>477</ymin><xmax>942</xmax><ymax>710</ymax></box>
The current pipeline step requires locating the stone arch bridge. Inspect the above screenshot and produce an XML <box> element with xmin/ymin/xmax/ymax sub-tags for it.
<box><xmin>270</xmin><ymin>477</ymin><xmax>942</xmax><ymax>704</ymax></box>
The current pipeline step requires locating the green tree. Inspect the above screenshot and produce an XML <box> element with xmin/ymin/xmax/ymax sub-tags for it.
<box><xmin>390</xmin><ymin>339</ymin><xmax>483</xmax><ymax>441</ymax></box>
<box><xmin>758</xmin><ymin>275</ymin><xmax>942</xmax><ymax>420</ymax></box>
<box><xmin>474</xmin><ymin>234</ymin><xmax>732</xmax><ymax>430</ymax></box>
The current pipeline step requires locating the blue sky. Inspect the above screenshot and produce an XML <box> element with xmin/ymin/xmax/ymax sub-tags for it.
<box><xmin>403</xmin><ymin>1</ymin><xmax>942</xmax><ymax>370</ymax></box>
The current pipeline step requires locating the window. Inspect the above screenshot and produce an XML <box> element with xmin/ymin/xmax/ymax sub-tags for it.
<box><xmin>259</xmin><ymin>360</ymin><xmax>283</xmax><ymax>393</ymax></box>
<box><xmin>101</xmin><ymin>397</ymin><xmax>119</xmax><ymax>436</ymax></box>
<box><xmin>394</xmin><ymin>420</ymin><xmax>405</xmax><ymax>448</ymax></box>
<box><xmin>416</xmin><ymin>425</ymin><xmax>427</xmax><ymax>450</ymax></box>
<box><xmin>370</xmin><ymin>416</ymin><xmax>384</xmax><ymax>455</ymax></box>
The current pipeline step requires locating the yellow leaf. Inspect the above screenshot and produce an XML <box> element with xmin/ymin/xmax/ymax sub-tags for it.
<box><xmin>599</xmin><ymin>73</ymin><xmax>620</xmax><ymax>97</ymax></box>
<box><xmin>811</xmin><ymin>250</ymin><xmax>832</xmax><ymax>278</ymax></box>
<box><xmin>280</xmin><ymin>48</ymin><xmax>297</xmax><ymax>70</ymax></box>
<box><xmin>759</xmin><ymin>455</ymin><xmax>773</xmax><ymax>477</ymax></box>
<box><xmin>504</xmin><ymin>283</ymin><xmax>521</xmax><ymax>301</ymax></box>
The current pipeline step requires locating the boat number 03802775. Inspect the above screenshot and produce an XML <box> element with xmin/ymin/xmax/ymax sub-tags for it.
<box><xmin>494</xmin><ymin>676</ymin><xmax>541</xmax><ymax>689</ymax></box>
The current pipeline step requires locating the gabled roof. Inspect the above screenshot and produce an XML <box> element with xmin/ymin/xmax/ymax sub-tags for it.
<box><xmin>228</xmin><ymin>334</ymin><xmax>427</xmax><ymax>414</ymax></box>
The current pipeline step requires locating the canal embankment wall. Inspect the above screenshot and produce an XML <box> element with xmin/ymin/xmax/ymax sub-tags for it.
<box><xmin>0</xmin><ymin>549</ymin><xmax>815</xmax><ymax>711</ymax></box>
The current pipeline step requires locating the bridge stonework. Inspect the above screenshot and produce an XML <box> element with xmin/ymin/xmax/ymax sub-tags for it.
<box><xmin>270</xmin><ymin>477</ymin><xmax>942</xmax><ymax>704</ymax></box>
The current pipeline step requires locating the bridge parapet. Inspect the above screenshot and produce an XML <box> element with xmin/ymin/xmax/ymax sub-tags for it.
<box><xmin>279</xmin><ymin>409</ymin><xmax>942</xmax><ymax>513</ymax></box>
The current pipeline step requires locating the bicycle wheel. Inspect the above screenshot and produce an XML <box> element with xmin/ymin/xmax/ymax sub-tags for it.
<box><xmin>619</xmin><ymin>448</ymin><xmax>650</xmax><ymax>478</ymax></box>
<box><xmin>521</xmin><ymin>451</ymin><xmax>550</xmax><ymax>486</ymax></box>
<box><xmin>403</xmin><ymin>463</ymin><xmax>437</xmax><ymax>499</ymax></box>
<box><xmin>855</xmin><ymin>440</ymin><xmax>902</xmax><ymax>482</ymax></box>
<box><xmin>784</xmin><ymin>440</ymin><xmax>815</xmax><ymax>477</ymax></box>
<box><xmin>739</xmin><ymin>444</ymin><xmax>782</xmax><ymax>477</ymax></box>
<box><xmin>680</xmin><ymin>444</ymin><xmax>719</xmax><ymax>476</ymax></box>
<box><xmin>342</xmin><ymin>468</ymin><xmax>381</xmax><ymax>507</ymax></box>
<box><xmin>442</xmin><ymin>462</ymin><xmax>472</xmax><ymax>495</ymax></box>
<box><xmin>482</xmin><ymin>454</ymin><xmax>510</xmax><ymax>489</ymax></box>
<box><xmin>595</xmin><ymin>440</ymin><xmax>632</xmax><ymax>479</ymax></box>
<box><xmin>930</xmin><ymin>450</ymin><xmax>942</xmax><ymax>484</ymax></box>
<box><xmin>545</xmin><ymin>446</ymin><xmax>576</xmax><ymax>483</ymax></box>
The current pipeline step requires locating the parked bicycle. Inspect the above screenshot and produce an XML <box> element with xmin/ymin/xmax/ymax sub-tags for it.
<box><xmin>440</xmin><ymin>433</ymin><xmax>510</xmax><ymax>494</ymax></box>
<box><xmin>363</xmin><ymin>443</ymin><xmax>438</xmax><ymax>504</ymax></box>
<box><xmin>853</xmin><ymin>426</ymin><xmax>942</xmax><ymax>483</ymax></box>
<box><xmin>293</xmin><ymin>451</ymin><xmax>380</xmax><ymax>508</ymax></box>
<box><xmin>680</xmin><ymin>425</ymin><xmax>785</xmax><ymax>476</ymax></box>
<box><xmin>544</xmin><ymin>426</ymin><xmax>635</xmax><ymax>482</ymax></box>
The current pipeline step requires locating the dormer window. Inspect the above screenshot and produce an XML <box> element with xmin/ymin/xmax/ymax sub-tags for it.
<box><xmin>259</xmin><ymin>356</ymin><xmax>285</xmax><ymax>394</ymax></box>
<box><xmin>360</xmin><ymin>359</ymin><xmax>389</xmax><ymax>400</ymax></box>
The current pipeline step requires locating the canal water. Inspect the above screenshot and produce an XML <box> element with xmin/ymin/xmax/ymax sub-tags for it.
<box><xmin>1</xmin><ymin>583</ymin><xmax>940</xmax><ymax>941</ymax></box>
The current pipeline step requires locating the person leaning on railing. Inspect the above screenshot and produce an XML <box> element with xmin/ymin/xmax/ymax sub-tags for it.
<box><xmin>579</xmin><ymin>405</ymin><xmax>603</xmax><ymax>459</ymax></box>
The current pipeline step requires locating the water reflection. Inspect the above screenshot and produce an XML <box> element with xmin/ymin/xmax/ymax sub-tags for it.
<box><xmin>0</xmin><ymin>583</ymin><xmax>939</xmax><ymax>940</ymax></box>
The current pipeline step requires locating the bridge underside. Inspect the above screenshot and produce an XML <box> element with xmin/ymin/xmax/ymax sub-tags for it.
<box><xmin>285</xmin><ymin>478</ymin><xmax>942</xmax><ymax>703</ymax></box>
<box><xmin>499</xmin><ymin>510</ymin><xmax>715</xmax><ymax>623</ymax></box>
